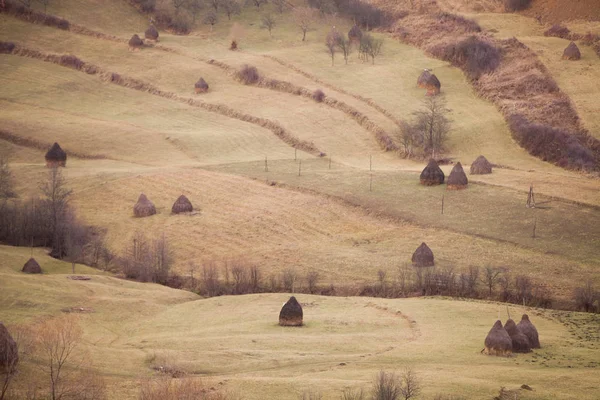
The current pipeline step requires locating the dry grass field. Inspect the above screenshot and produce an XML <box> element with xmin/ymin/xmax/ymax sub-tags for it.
<box><xmin>1</xmin><ymin>0</ymin><xmax>600</xmax><ymax>398</ymax></box>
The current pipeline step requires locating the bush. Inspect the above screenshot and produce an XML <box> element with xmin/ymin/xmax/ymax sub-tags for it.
<box><xmin>544</xmin><ymin>24</ymin><xmax>570</xmax><ymax>39</ymax></box>
<box><xmin>170</xmin><ymin>13</ymin><xmax>192</xmax><ymax>34</ymax></box>
<box><xmin>237</xmin><ymin>64</ymin><xmax>260</xmax><ymax>85</ymax></box>
<box><xmin>0</xmin><ymin>41</ymin><xmax>15</xmax><ymax>54</ymax></box>
<box><xmin>131</xmin><ymin>0</ymin><xmax>156</xmax><ymax>12</ymax></box>
<box><xmin>574</xmin><ymin>281</ymin><xmax>598</xmax><ymax>313</ymax></box>
<box><xmin>430</xmin><ymin>36</ymin><xmax>500</xmax><ymax>80</ymax></box>
<box><xmin>312</xmin><ymin>89</ymin><xmax>325</xmax><ymax>102</ymax></box>
<box><xmin>436</xmin><ymin>12</ymin><xmax>481</xmax><ymax>33</ymax></box>
<box><xmin>504</xmin><ymin>0</ymin><xmax>532</xmax><ymax>12</ymax></box>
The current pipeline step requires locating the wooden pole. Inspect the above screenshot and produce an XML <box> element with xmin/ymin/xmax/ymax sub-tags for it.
<box><xmin>532</xmin><ymin>217</ymin><xmax>537</xmax><ymax>238</ymax></box>
<box><xmin>329</xmin><ymin>155</ymin><xmax>332</xmax><ymax>169</ymax></box>
<box><xmin>264</xmin><ymin>156</ymin><xmax>268</xmax><ymax>172</ymax></box>
<box><xmin>369</xmin><ymin>173</ymin><xmax>372</xmax><ymax>192</ymax></box>
<box><xmin>294</xmin><ymin>148</ymin><xmax>297</xmax><ymax>161</ymax></box>
<box><xmin>369</xmin><ymin>154</ymin><xmax>372</xmax><ymax>171</ymax></box>
<box><xmin>298</xmin><ymin>160</ymin><xmax>302</xmax><ymax>176</ymax></box>
<box><xmin>441</xmin><ymin>195</ymin><xmax>444</xmax><ymax>214</ymax></box>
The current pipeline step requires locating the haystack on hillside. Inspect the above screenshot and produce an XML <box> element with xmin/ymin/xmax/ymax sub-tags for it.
<box><xmin>419</xmin><ymin>159</ymin><xmax>445</xmax><ymax>186</ymax></box>
<box><xmin>447</xmin><ymin>162</ymin><xmax>468</xmax><ymax>190</ymax></box>
<box><xmin>348</xmin><ymin>25</ymin><xmax>363</xmax><ymax>43</ymax></box>
<box><xmin>128</xmin><ymin>34</ymin><xmax>144</xmax><ymax>51</ymax></box>
<box><xmin>279</xmin><ymin>296</ymin><xmax>303</xmax><ymax>326</ymax></box>
<box><xmin>562</xmin><ymin>42</ymin><xmax>581</xmax><ymax>60</ymax></box>
<box><xmin>412</xmin><ymin>242</ymin><xmax>434</xmax><ymax>267</ymax></box>
<box><xmin>417</xmin><ymin>69</ymin><xmax>432</xmax><ymax>88</ymax></box>
<box><xmin>145</xmin><ymin>26</ymin><xmax>159</xmax><ymax>41</ymax></box>
<box><xmin>0</xmin><ymin>322</ymin><xmax>18</xmax><ymax>373</ymax></box>
<box><xmin>470</xmin><ymin>155</ymin><xmax>492</xmax><ymax>174</ymax></box>
<box><xmin>425</xmin><ymin>74</ymin><xmax>441</xmax><ymax>95</ymax></box>
<box><xmin>194</xmin><ymin>78</ymin><xmax>209</xmax><ymax>94</ymax></box>
<box><xmin>22</xmin><ymin>258</ymin><xmax>42</xmax><ymax>274</ymax></box>
<box><xmin>505</xmin><ymin>319</ymin><xmax>531</xmax><ymax>353</ymax></box>
<box><xmin>172</xmin><ymin>195</ymin><xmax>193</xmax><ymax>214</ymax></box>
<box><xmin>517</xmin><ymin>314</ymin><xmax>540</xmax><ymax>348</ymax></box>
<box><xmin>484</xmin><ymin>320</ymin><xmax>512</xmax><ymax>356</ymax></box>
<box><xmin>133</xmin><ymin>193</ymin><xmax>156</xmax><ymax>218</ymax></box>
<box><xmin>45</xmin><ymin>142</ymin><xmax>67</xmax><ymax>167</ymax></box>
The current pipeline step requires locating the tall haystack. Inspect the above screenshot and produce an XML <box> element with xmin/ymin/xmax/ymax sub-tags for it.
<box><xmin>45</xmin><ymin>142</ymin><xmax>67</xmax><ymax>167</ymax></box>
<box><xmin>172</xmin><ymin>195</ymin><xmax>193</xmax><ymax>214</ymax></box>
<box><xmin>420</xmin><ymin>159</ymin><xmax>445</xmax><ymax>186</ymax></box>
<box><xmin>133</xmin><ymin>193</ymin><xmax>156</xmax><ymax>218</ymax></box>
<box><xmin>447</xmin><ymin>162</ymin><xmax>468</xmax><ymax>190</ymax></box>
<box><xmin>0</xmin><ymin>322</ymin><xmax>19</xmax><ymax>373</ymax></box>
<box><xmin>411</xmin><ymin>242</ymin><xmax>434</xmax><ymax>267</ymax></box>
<box><xmin>145</xmin><ymin>25</ymin><xmax>159</xmax><ymax>41</ymax></box>
<box><xmin>128</xmin><ymin>34</ymin><xmax>144</xmax><ymax>51</ymax></box>
<box><xmin>279</xmin><ymin>296</ymin><xmax>303</xmax><ymax>326</ymax></box>
<box><xmin>517</xmin><ymin>314</ymin><xmax>540</xmax><ymax>348</ymax></box>
<box><xmin>194</xmin><ymin>78</ymin><xmax>209</xmax><ymax>94</ymax></box>
<box><xmin>470</xmin><ymin>155</ymin><xmax>492</xmax><ymax>175</ymax></box>
<box><xmin>22</xmin><ymin>258</ymin><xmax>42</xmax><ymax>274</ymax></box>
<box><xmin>417</xmin><ymin>69</ymin><xmax>432</xmax><ymax>88</ymax></box>
<box><xmin>425</xmin><ymin>74</ymin><xmax>441</xmax><ymax>95</ymax></box>
<box><xmin>484</xmin><ymin>320</ymin><xmax>513</xmax><ymax>356</ymax></box>
<box><xmin>348</xmin><ymin>25</ymin><xmax>363</xmax><ymax>44</ymax></box>
<box><xmin>505</xmin><ymin>319</ymin><xmax>531</xmax><ymax>353</ymax></box>
<box><xmin>562</xmin><ymin>42</ymin><xmax>581</xmax><ymax>60</ymax></box>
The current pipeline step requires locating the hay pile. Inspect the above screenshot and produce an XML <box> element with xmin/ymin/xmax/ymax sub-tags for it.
<box><xmin>134</xmin><ymin>193</ymin><xmax>156</xmax><ymax>218</ymax></box>
<box><xmin>562</xmin><ymin>42</ymin><xmax>581</xmax><ymax>60</ymax></box>
<box><xmin>484</xmin><ymin>320</ymin><xmax>512</xmax><ymax>356</ymax></box>
<box><xmin>279</xmin><ymin>296</ymin><xmax>303</xmax><ymax>326</ymax></box>
<box><xmin>419</xmin><ymin>159</ymin><xmax>445</xmax><ymax>185</ymax></box>
<box><xmin>517</xmin><ymin>314</ymin><xmax>540</xmax><ymax>348</ymax></box>
<box><xmin>145</xmin><ymin>26</ymin><xmax>159</xmax><ymax>41</ymax></box>
<box><xmin>411</xmin><ymin>242</ymin><xmax>434</xmax><ymax>267</ymax></box>
<box><xmin>172</xmin><ymin>195</ymin><xmax>193</xmax><ymax>214</ymax></box>
<box><xmin>425</xmin><ymin>74</ymin><xmax>441</xmax><ymax>95</ymax></box>
<box><xmin>128</xmin><ymin>34</ymin><xmax>144</xmax><ymax>50</ymax></box>
<box><xmin>417</xmin><ymin>69</ymin><xmax>432</xmax><ymax>88</ymax></box>
<box><xmin>447</xmin><ymin>162</ymin><xmax>468</xmax><ymax>189</ymax></box>
<box><xmin>505</xmin><ymin>318</ymin><xmax>532</xmax><ymax>353</ymax></box>
<box><xmin>22</xmin><ymin>257</ymin><xmax>42</xmax><ymax>274</ymax></box>
<box><xmin>45</xmin><ymin>142</ymin><xmax>67</xmax><ymax>167</ymax></box>
<box><xmin>348</xmin><ymin>25</ymin><xmax>363</xmax><ymax>43</ymax></box>
<box><xmin>470</xmin><ymin>155</ymin><xmax>492</xmax><ymax>174</ymax></box>
<box><xmin>0</xmin><ymin>322</ymin><xmax>18</xmax><ymax>373</ymax></box>
<box><xmin>194</xmin><ymin>78</ymin><xmax>209</xmax><ymax>94</ymax></box>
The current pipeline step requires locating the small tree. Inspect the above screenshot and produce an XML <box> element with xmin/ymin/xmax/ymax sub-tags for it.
<box><xmin>372</xmin><ymin>371</ymin><xmax>401</xmax><ymax>400</ymax></box>
<box><xmin>574</xmin><ymin>280</ymin><xmax>597</xmax><ymax>312</ymax></box>
<box><xmin>171</xmin><ymin>0</ymin><xmax>186</xmax><ymax>14</ymax></box>
<box><xmin>272</xmin><ymin>0</ymin><xmax>287</xmax><ymax>13</ymax></box>
<box><xmin>412</xmin><ymin>96</ymin><xmax>451</xmax><ymax>159</ymax></box>
<box><xmin>40</xmin><ymin>167</ymin><xmax>72</xmax><ymax>258</ymax></box>
<box><xmin>261</xmin><ymin>14</ymin><xmax>276</xmax><ymax>37</ymax></box>
<box><xmin>336</xmin><ymin>36</ymin><xmax>352</xmax><ymax>64</ymax></box>
<box><xmin>293</xmin><ymin>7</ymin><xmax>315</xmax><ymax>42</ymax></box>
<box><xmin>184</xmin><ymin>0</ymin><xmax>204</xmax><ymax>23</ymax></box>
<box><xmin>152</xmin><ymin>233</ymin><xmax>172</xmax><ymax>285</ymax></box>
<box><xmin>306</xmin><ymin>270</ymin><xmax>319</xmax><ymax>294</ymax></box>
<box><xmin>399</xmin><ymin>367</ymin><xmax>421</xmax><ymax>400</ymax></box>
<box><xmin>222</xmin><ymin>0</ymin><xmax>241</xmax><ymax>20</ymax></box>
<box><xmin>360</xmin><ymin>33</ymin><xmax>383</xmax><ymax>64</ymax></box>
<box><xmin>246</xmin><ymin>0</ymin><xmax>268</xmax><ymax>8</ymax></box>
<box><xmin>481</xmin><ymin>266</ymin><xmax>503</xmax><ymax>297</ymax></box>
<box><xmin>0</xmin><ymin>149</ymin><xmax>15</xmax><ymax>199</ymax></box>
<box><xmin>203</xmin><ymin>11</ymin><xmax>218</xmax><ymax>31</ymax></box>
<box><xmin>281</xmin><ymin>268</ymin><xmax>297</xmax><ymax>292</ymax></box>
<box><xmin>325</xmin><ymin>29</ymin><xmax>341</xmax><ymax>66</ymax></box>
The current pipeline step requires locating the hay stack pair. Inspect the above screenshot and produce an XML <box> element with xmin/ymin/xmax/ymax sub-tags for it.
<box><xmin>417</xmin><ymin>69</ymin><xmax>441</xmax><ymax>96</ymax></box>
<box><xmin>133</xmin><ymin>194</ymin><xmax>194</xmax><ymax>218</ymax></box>
<box><xmin>484</xmin><ymin>314</ymin><xmax>540</xmax><ymax>356</ymax></box>
<box><xmin>419</xmin><ymin>159</ymin><xmax>469</xmax><ymax>189</ymax></box>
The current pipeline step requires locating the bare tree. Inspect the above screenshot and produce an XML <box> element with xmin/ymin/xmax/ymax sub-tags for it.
<box><xmin>325</xmin><ymin>29</ymin><xmax>341</xmax><ymax>66</ymax></box>
<box><xmin>64</xmin><ymin>217</ymin><xmax>86</xmax><ymax>274</ymax></box>
<box><xmin>399</xmin><ymin>367</ymin><xmax>421</xmax><ymax>400</ymax></box>
<box><xmin>222</xmin><ymin>0</ymin><xmax>241</xmax><ymax>20</ymax></box>
<box><xmin>515</xmin><ymin>275</ymin><xmax>533</xmax><ymax>305</ymax></box>
<box><xmin>272</xmin><ymin>0</ymin><xmax>288</xmax><ymax>13</ymax></box>
<box><xmin>171</xmin><ymin>0</ymin><xmax>186</xmax><ymax>14</ymax></box>
<box><xmin>203</xmin><ymin>11</ymin><xmax>218</xmax><ymax>31</ymax></box>
<box><xmin>412</xmin><ymin>96</ymin><xmax>451</xmax><ymax>159</ymax></box>
<box><xmin>360</xmin><ymin>33</ymin><xmax>383</xmax><ymax>64</ymax></box>
<box><xmin>396</xmin><ymin>264</ymin><xmax>411</xmax><ymax>296</ymax></box>
<box><xmin>40</xmin><ymin>167</ymin><xmax>72</xmax><ymax>258</ymax></box>
<box><xmin>574</xmin><ymin>280</ymin><xmax>598</xmax><ymax>312</ymax></box>
<box><xmin>201</xmin><ymin>261</ymin><xmax>220</xmax><ymax>297</ymax></box>
<box><xmin>249</xmin><ymin>264</ymin><xmax>261</xmax><ymax>292</ymax></box>
<box><xmin>372</xmin><ymin>371</ymin><xmax>401</xmax><ymax>400</ymax></box>
<box><xmin>293</xmin><ymin>7</ymin><xmax>315</xmax><ymax>42</ymax></box>
<box><xmin>342</xmin><ymin>388</ymin><xmax>366</xmax><ymax>400</ymax></box>
<box><xmin>247</xmin><ymin>0</ymin><xmax>267</xmax><ymax>8</ymax></box>
<box><xmin>152</xmin><ymin>233</ymin><xmax>172</xmax><ymax>285</ymax></box>
<box><xmin>306</xmin><ymin>270</ymin><xmax>319</xmax><ymax>294</ymax></box>
<box><xmin>481</xmin><ymin>266</ymin><xmax>503</xmax><ymax>297</ymax></box>
<box><xmin>281</xmin><ymin>268</ymin><xmax>297</xmax><ymax>292</ymax></box>
<box><xmin>336</xmin><ymin>36</ymin><xmax>352</xmax><ymax>64</ymax></box>
<box><xmin>207</xmin><ymin>0</ymin><xmax>220</xmax><ymax>12</ymax></box>
<box><xmin>261</xmin><ymin>14</ymin><xmax>276</xmax><ymax>37</ymax></box>
<box><xmin>184</xmin><ymin>0</ymin><xmax>204</xmax><ymax>22</ymax></box>
<box><xmin>0</xmin><ymin>149</ymin><xmax>15</xmax><ymax>199</ymax></box>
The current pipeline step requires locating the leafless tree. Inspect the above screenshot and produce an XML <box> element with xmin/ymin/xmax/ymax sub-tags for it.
<box><xmin>152</xmin><ymin>233</ymin><xmax>172</xmax><ymax>285</ymax></box>
<box><xmin>515</xmin><ymin>275</ymin><xmax>533</xmax><ymax>305</ymax></box>
<box><xmin>171</xmin><ymin>0</ymin><xmax>186</xmax><ymax>14</ymax></box>
<box><xmin>40</xmin><ymin>167</ymin><xmax>72</xmax><ymax>258</ymax></box>
<box><xmin>359</xmin><ymin>33</ymin><xmax>383</xmax><ymax>64</ymax></box>
<box><xmin>574</xmin><ymin>280</ymin><xmax>598</xmax><ymax>312</ymax></box>
<box><xmin>282</xmin><ymin>268</ymin><xmax>297</xmax><ymax>292</ymax></box>
<box><xmin>203</xmin><ymin>11</ymin><xmax>218</xmax><ymax>31</ymax></box>
<box><xmin>293</xmin><ymin>7</ymin><xmax>315</xmax><ymax>41</ymax></box>
<box><xmin>247</xmin><ymin>0</ymin><xmax>267</xmax><ymax>8</ymax></box>
<box><xmin>64</xmin><ymin>216</ymin><xmax>86</xmax><ymax>274</ymax></box>
<box><xmin>396</xmin><ymin>264</ymin><xmax>411</xmax><ymax>295</ymax></box>
<box><xmin>0</xmin><ymin>149</ymin><xmax>15</xmax><ymax>199</ymax></box>
<box><xmin>184</xmin><ymin>0</ymin><xmax>204</xmax><ymax>22</ymax></box>
<box><xmin>336</xmin><ymin>36</ymin><xmax>352</xmax><ymax>64</ymax></box>
<box><xmin>481</xmin><ymin>266</ymin><xmax>503</xmax><ymax>297</ymax></box>
<box><xmin>325</xmin><ymin>29</ymin><xmax>341</xmax><ymax>66</ymax></box>
<box><xmin>399</xmin><ymin>367</ymin><xmax>421</xmax><ymax>400</ymax></box>
<box><xmin>201</xmin><ymin>261</ymin><xmax>220</xmax><ymax>297</ymax></box>
<box><xmin>372</xmin><ymin>371</ymin><xmax>401</xmax><ymax>400</ymax></box>
<box><xmin>222</xmin><ymin>0</ymin><xmax>241</xmax><ymax>20</ymax></box>
<box><xmin>412</xmin><ymin>96</ymin><xmax>451</xmax><ymax>159</ymax></box>
<box><xmin>342</xmin><ymin>388</ymin><xmax>366</xmax><ymax>400</ymax></box>
<box><xmin>249</xmin><ymin>264</ymin><xmax>261</xmax><ymax>292</ymax></box>
<box><xmin>261</xmin><ymin>14</ymin><xmax>276</xmax><ymax>37</ymax></box>
<box><xmin>272</xmin><ymin>0</ymin><xmax>288</xmax><ymax>13</ymax></box>
<box><xmin>306</xmin><ymin>270</ymin><xmax>319</xmax><ymax>294</ymax></box>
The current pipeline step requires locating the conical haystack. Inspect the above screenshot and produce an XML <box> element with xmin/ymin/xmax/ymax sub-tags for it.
<box><xmin>348</xmin><ymin>25</ymin><xmax>363</xmax><ymax>44</ymax></box>
<box><xmin>0</xmin><ymin>322</ymin><xmax>19</xmax><ymax>373</ymax></box>
<box><xmin>417</xmin><ymin>69</ymin><xmax>432</xmax><ymax>88</ymax></box>
<box><xmin>128</xmin><ymin>34</ymin><xmax>144</xmax><ymax>51</ymax></box>
<box><xmin>134</xmin><ymin>193</ymin><xmax>156</xmax><ymax>218</ymax></box>
<box><xmin>419</xmin><ymin>159</ymin><xmax>445</xmax><ymax>186</ymax></box>
<box><xmin>411</xmin><ymin>242</ymin><xmax>434</xmax><ymax>267</ymax></box>
<box><xmin>22</xmin><ymin>258</ymin><xmax>42</xmax><ymax>274</ymax></box>
<box><xmin>145</xmin><ymin>25</ymin><xmax>159</xmax><ymax>41</ymax></box>
<box><xmin>172</xmin><ymin>195</ymin><xmax>193</xmax><ymax>214</ymax></box>
<box><xmin>562</xmin><ymin>42</ymin><xmax>581</xmax><ymax>60</ymax></box>
<box><xmin>484</xmin><ymin>320</ymin><xmax>512</xmax><ymax>356</ymax></box>
<box><xmin>517</xmin><ymin>314</ymin><xmax>540</xmax><ymax>348</ymax></box>
<box><xmin>425</xmin><ymin>74</ymin><xmax>441</xmax><ymax>95</ymax></box>
<box><xmin>470</xmin><ymin>155</ymin><xmax>492</xmax><ymax>174</ymax></box>
<box><xmin>447</xmin><ymin>162</ymin><xmax>468</xmax><ymax>190</ymax></box>
<box><xmin>505</xmin><ymin>319</ymin><xmax>531</xmax><ymax>353</ymax></box>
<box><xmin>194</xmin><ymin>78</ymin><xmax>209</xmax><ymax>94</ymax></box>
<box><xmin>279</xmin><ymin>296</ymin><xmax>303</xmax><ymax>326</ymax></box>
<box><xmin>45</xmin><ymin>142</ymin><xmax>67</xmax><ymax>167</ymax></box>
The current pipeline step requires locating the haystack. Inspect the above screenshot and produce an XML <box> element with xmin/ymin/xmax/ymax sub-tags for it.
<box><xmin>470</xmin><ymin>155</ymin><xmax>492</xmax><ymax>175</ymax></box>
<box><xmin>411</xmin><ymin>242</ymin><xmax>434</xmax><ymax>267</ymax></box>
<box><xmin>279</xmin><ymin>296</ymin><xmax>303</xmax><ymax>326</ymax></box>
<box><xmin>133</xmin><ymin>193</ymin><xmax>156</xmax><ymax>218</ymax></box>
<box><xmin>230</xmin><ymin>40</ymin><xmax>238</xmax><ymax>51</ymax></box>
<box><xmin>517</xmin><ymin>314</ymin><xmax>540</xmax><ymax>348</ymax></box>
<box><xmin>145</xmin><ymin>25</ymin><xmax>159</xmax><ymax>41</ymax></box>
<box><xmin>419</xmin><ymin>159</ymin><xmax>445</xmax><ymax>186</ymax></box>
<box><xmin>447</xmin><ymin>162</ymin><xmax>468</xmax><ymax>190</ymax></box>
<box><xmin>348</xmin><ymin>25</ymin><xmax>363</xmax><ymax>43</ymax></box>
<box><xmin>45</xmin><ymin>142</ymin><xmax>67</xmax><ymax>167</ymax></box>
<box><xmin>0</xmin><ymin>322</ymin><xmax>18</xmax><ymax>373</ymax></box>
<box><xmin>194</xmin><ymin>78</ymin><xmax>209</xmax><ymax>94</ymax></box>
<box><xmin>505</xmin><ymin>319</ymin><xmax>531</xmax><ymax>353</ymax></box>
<box><xmin>22</xmin><ymin>258</ymin><xmax>42</xmax><ymax>274</ymax></box>
<box><xmin>417</xmin><ymin>69</ymin><xmax>432</xmax><ymax>88</ymax></box>
<box><xmin>562</xmin><ymin>42</ymin><xmax>581</xmax><ymax>60</ymax></box>
<box><xmin>128</xmin><ymin>34</ymin><xmax>144</xmax><ymax>51</ymax></box>
<box><xmin>425</xmin><ymin>74</ymin><xmax>441</xmax><ymax>95</ymax></box>
<box><xmin>172</xmin><ymin>195</ymin><xmax>193</xmax><ymax>214</ymax></box>
<box><xmin>484</xmin><ymin>320</ymin><xmax>512</xmax><ymax>356</ymax></box>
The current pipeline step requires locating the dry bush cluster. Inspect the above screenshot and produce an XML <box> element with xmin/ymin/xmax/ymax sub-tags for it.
<box><xmin>429</xmin><ymin>36</ymin><xmax>500</xmax><ymax>80</ymax></box>
<box><xmin>312</xmin><ymin>89</ymin><xmax>325</xmax><ymax>102</ymax></box>
<box><xmin>326</xmin><ymin>0</ymin><xmax>390</xmax><ymax>30</ymax></box>
<box><xmin>139</xmin><ymin>376</ymin><xmax>229</xmax><ymax>400</ymax></box>
<box><xmin>1</xmin><ymin>0</ymin><xmax>70</xmax><ymax>30</ymax></box>
<box><xmin>236</xmin><ymin>64</ymin><xmax>260</xmax><ymax>85</ymax></box>
<box><xmin>119</xmin><ymin>231</ymin><xmax>174</xmax><ymax>285</ymax></box>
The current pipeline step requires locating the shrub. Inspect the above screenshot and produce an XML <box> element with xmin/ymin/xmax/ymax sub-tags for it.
<box><xmin>544</xmin><ymin>24</ymin><xmax>570</xmax><ymax>39</ymax></box>
<box><xmin>59</xmin><ymin>55</ymin><xmax>84</xmax><ymax>70</ymax></box>
<box><xmin>0</xmin><ymin>41</ymin><xmax>15</xmax><ymax>54</ymax></box>
<box><xmin>436</xmin><ymin>12</ymin><xmax>481</xmax><ymax>33</ymax></box>
<box><xmin>504</xmin><ymin>0</ymin><xmax>532</xmax><ymax>12</ymax></box>
<box><xmin>237</xmin><ymin>64</ymin><xmax>260</xmax><ymax>85</ymax></box>
<box><xmin>170</xmin><ymin>13</ymin><xmax>192</xmax><ymax>34</ymax></box>
<box><xmin>430</xmin><ymin>36</ymin><xmax>500</xmax><ymax>80</ymax></box>
<box><xmin>574</xmin><ymin>281</ymin><xmax>598</xmax><ymax>313</ymax></box>
<box><xmin>312</xmin><ymin>89</ymin><xmax>325</xmax><ymax>102</ymax></box>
